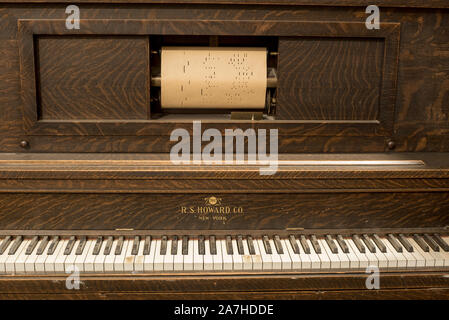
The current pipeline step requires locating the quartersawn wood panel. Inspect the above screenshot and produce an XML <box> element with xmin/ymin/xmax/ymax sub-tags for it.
<box><xmin>37</xmin><ymin>36</ymin><xmax>150</xmax><ymax>120</ymax></box>
<box><xmin>277</xmin><ymin>37</ymin><xmax>384</xmax><ymax>120</ymax></box>
<box><xmin>0</xmin><ymin>192</ymin><xmax>448</xmax><ymax>230</ymax></box>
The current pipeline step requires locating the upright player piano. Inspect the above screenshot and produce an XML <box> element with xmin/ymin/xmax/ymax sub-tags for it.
<box><xmin>0</xmin><ymin>0</ymin><xmax>448</xmax><ymax>299</ymax></box>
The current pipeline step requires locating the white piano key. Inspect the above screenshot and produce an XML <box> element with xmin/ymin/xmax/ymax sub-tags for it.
<box><xmin>163</xmin><ymin>239</ymin><xmax>175</xmax><ymax>271</ymax></box>
<box><xmin>346</xmin><ymin>238</ymin><xmax>368</xmax><ymax>269</ymax></box>
<box><xmin>0</xmin><ymin>238</ymin><xmax>10</xmax><ymax>273</ymax></box>
<box><xmin>408</xmin><ymin>245</ymin><xmax>426</xmax><ymax>268</ymax></box>
<box><xmin>53</xmin><ymin>240</ymin><xmax>68</xmax><ymax>273</ymax></box>
<box><xmin>334</xmin><ymin>242</ymin><xmax>351</xmax><ymax>269</ymax></box>
<box><xmin>441</xmin><ymin>236</ymin><xmax>449</xmax><ymax>267</ymax></box>
<box><xmin>212</xmin><ymin>238</ymin><xmax>223</xmax><ymax>271</ymax></box>
<box><xmin>13</xmin><ymin>239</ymin><xmax>31</xmax><ymax>273</ymax></box>
<box><xmin>193</xmin><ymin>238</ymin><xmax>203</xmax><ymax>271</ymax></box>
<box><xmin>173</xmin><ymin>238</ymin><xmax>184</xmax><ymax>271</ymax></box>
<box><xmin>398</xmin><ymin>242</ymin><xmax>418</xmax><ymax>268</ymax></box>
<box><xmin>134</xmin><ymin>240</ymin><xmax>145</xmax><ymax>272</ymax></box>
<box><xmin>371</xmin><ymin>245</ymin><xmax>389</xmax><ymax>269</ymax></box>
<box><xmin>24</xmin><ymin>239</ymin><xmax>44</xmax><ymax>273</ymax></box>
<box><xmin>35</xmin><ymin>246</ymin><xmax>49</xmax><ymax>273</ymax></box>
<box><xmin>250</xmin><ymin>239</ymin><xmax>263</xmax><ymax>270</ymax></box>
<box><xmin>114</xmin><ymin>239</ymin><xmax>130</xmax><ymax>272</ymax></box>
<box><xmin>124</xmin><ymin>239</ymin><xmax>136</xmax><ymax>272</ymax></box>
<box><xmin>343</xmin><ymin>238</ymin><xmax>360</xmax><ymax>269</ymax></box>
<box><xmin>64</xmin><ymin>239</ymin><xmax>80</xmax><ymax>272</ymax></box>
<box><xmin>143</xmin><ymin>238</ymin><xmax>157</xmax><ymax>272</ymax></box>
<box><xmin>295</xmin><ymin>238</ymin><xmax>312</xmax><ymax>270</ymax></box>
<box><xmin>221</xmin><ymin>240</ymin><xmax>233</xmax><ymax>271</ymax></box>
<box><xmin>74</xmin><ymin>239</ymin><xmax>93</xmax><ymax>272</ymax></box>
<box><xmin>231</xmin><ymin>239</ymin><xmax>243</xmax><ymax>270</ymax></box>
<box><xmin>152</xmin><ymin>239</ymin><xmax>164</xmax><ymax>271</ymax></box>
<box><xmin>6</xmin><ymin>239</ymin><xmax>28</xmax><ymax>273</ymax></box>
<box><xmin>82</xmin><ymin>240</ymin><xmax>97</xmax><ymax>272</ymax></box>
<box><xmin>428</xmin><ymin>247</ymin><xmax>445</xmax><ymax>267</ymax></box>
<box><xmin>271</xmin><ymin>239</ymin><xmax>291</xmax><ymax>270</ymax></box>
<box><xmin>257</xmin><ymin>239</ymin><xmax>272</xmax><ymax>270</ymax></box>
<box><xmin>383</xmin><ymin>239</ymin><xmax>407</xmax><ymax>269</ymax></box>
<box><xmin>361</xmin><ymin>242</ymin><xmax>379</xmax><ymax>268</ymax></box>
<box><xmin>241</xmin><ymin>238</ymin><xmax>253</xmax><ymax>270</ymax></box>
<box><xmin>183</xmin><ymin>239</ymin><xmax>194</xmax><ymax>271</ymax></box>
<box><xmin>310</xmin><ymin>239</ymin><xmax>330</xmax><ymax>270</ymax></box>
<box><xmin>319</xmin><ymin>239</ymin><xmax>340</xmax><ymax>269</ymax></box>
<box><xmin>408</xmin><ymin>236</ymin><xmax>435</xmax><ymax>267</ymax></box>
<box><xmin>203</xmin><ymin>239</ymin><xmax>214</xmax><ymax>271</ymax></box>
<box><xmin>104</xmin><ymin>240</ymin><xmax>118</xmax><ymax>272</ymax></box>
<box><xmin>283</xmin><ymin>239</ymin><xmax>301</xmax><ymax>270</ymax></box>
<box><xmin>93</xmin><ymin>239</ymin><xmax>108</xmax><ymax>273</ymax></box>
<box><xmin>304</xmin><ymin>240</ymin><xmax>321</xmax><ymax>270</ymax></box>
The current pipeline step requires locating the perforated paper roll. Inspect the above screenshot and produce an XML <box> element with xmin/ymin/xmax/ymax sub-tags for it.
<box><xmin>161</xmin><ymin>47</ymin><xmax>267</xmax><ymax>109</ymax></box>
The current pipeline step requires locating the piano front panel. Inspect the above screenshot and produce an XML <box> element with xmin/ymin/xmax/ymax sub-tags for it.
<box><xmin>0</xmin><ymin>192</ymin><xmax>448</xmax><ymax>231</ymax></box>
<box><xmin>0</xmin><ymin>3</ymin><xmax>447</xmax><ymax>152</ymax></box>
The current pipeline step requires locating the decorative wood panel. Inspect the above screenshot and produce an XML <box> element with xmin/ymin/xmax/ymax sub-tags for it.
<box><xmin>0</xmin><ymin>192</ymin><xmax>448</xmax><ymax>230</ymax></box>
<box><xmin>18</xmin><ymin>19</ymin><xmax>400</xmax><ymax>138</ymax></box>
<box><xmin>37</xmin><ymin>36</ymin><xmax>150</xmax><ymax>120</ymax></box>
<box><xmin>277</xmin><ymin>37</ymin><xmax>384</xmax><ymax>121</ymax></box>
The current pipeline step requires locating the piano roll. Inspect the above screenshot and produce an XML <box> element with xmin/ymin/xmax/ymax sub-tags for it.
<box><xmin>161</xmin><ymin>47</ymin><xmax>267</xmax><ymax>109</ymax></box>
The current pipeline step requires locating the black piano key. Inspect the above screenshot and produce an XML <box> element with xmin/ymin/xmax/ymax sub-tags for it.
<box><xmin>352</xmin><ymin>235</ymin><xmax>365</xmax><ymax>254</ymax></box>
<box><xmin>289</xmin><ymin>235</ymin><xmax>300</xmax><ymax>254</ymax></box>
<box><xmin>247</xmin><ymin>236</ymin><xmax>255</xmax><ymax>255</ymax></box>
<box><xmin>299</xmin><ymin>235</ymin><xmax>310</xmax><ymax>254</ymax></box>
<box><xmin>433</xmin><ymin>234</ymin><xmax>449</xmax><ymax>252</ymax></box>
<box><xmin>75</xmin><ymin>236</ymin><xmax>87</xmax><ymax>255</ymax></box>
<box><xmin>182</xmin><ymin>236</ymin><xmax>188</xmax><ymax>255</ymax></box>
<box><xmin>171</xmin><ymin>236</ymin><xmax>178</xmax><ymax>255</ymax></box>
<box><xmin>64</xmin><ymin>236</ymin><xmax>76</xmax><ymax>255</ymax></box>
<box><xmin>0</xmin><ymin>236</ymin><xmax>12</xmax><ymax>255</ymax></box>
<box><xmin>226</xmin><ymin>236</ymin><xmax>233</xmax><ymax>255</ymax></box>
<box><xmin>143</xmin><ymin>236</ymin><xmax>151</xmax><ymax>255</ymax></box>
<box><xmin>210</xmin><ymin>236</ymin><xmax>217</xmax><ymax>255</ymax></box>
<box><xmin>325</xmin><ymin>235</ymin><xmax>338</xmax><ymax>254</ymax></box>
<box><xmin>25</xmin><ymin>236</ymin><xmax>39</xmax><ymax>255</ymax></box>
<box><xmin>274</xmin><ymin>235</ymin><xmax>284</xmax><ymax>254</ymax></box>
<box><xmin>198</xmin><ymin>235</ymin><xmax>205</xmax><ymax>255</ymax></box>
<box><xmin>262</xmin><ymin>236</ymin><xmax>272</xmax><ymax>254</ymax></box>
<box><xmin>387</xmin><ymin>234</ymin><xmax>403</xmax><ymax>253</ymax></box>
<box><xmin>310</xmin><ymin>235</ymin><xmax>321</xmax><ymax>254</ymax></box>
<box><xmin>423</xmin><ymin>234</ymin><xmax>440</xmax><ymax>252</ymax></box>
<box><xmin>132</xmin><ymin>236</ymin><xmax>140</xmax><ymax>255</ymax></box>
<box><xmin>160</xmin><ymin>236</ymin><xmax>168</xmax><ymax>255</ymax></box>
<box><xmin>104</xmin><ymin>236</ymin><xmax>113</xmax><ymax>255</ymax></box>
<box><xmin>398</xmin><ymin>234</ymin><xmax>414</xmax><ymax>252</ymax></box>
<box><xmin>115</xmin><ymin>236</ymin><xmax>125</xmax><ymax>255</ymax></box>
<box><xmin>336</xmin><ymin>235</ymin><xmax>349</xmax><ymax>253</ymax></box>
<box><xmin>413</xmin><ymin>234</ymin><xmax>429</xmax><ymax>252</ymax></box>
<box><xmin>372</xmin><ymin>234</ymin><xmax>387</xmax><ymax>253</ymax></box>
<box><xmin>9</xmin><ymin>236</ymin><xmax>23</xmax><ymax>255</ymax></box>
<box><xmin>362</xmin><ymin>234</ymin><xmax>376</xmax><ymax>253</ymax></box>
<box><xmin>36</xmin><ymin>236</ymin><xmax>49</xmax><ymax>255</ymax></box>
<box><xmin>92</xmin><ymin>236</ymin><xmax>103</xmax><ymax>255</ymax></box>
<box><xmin>237</xmin><ymin>235</ymin><xmax>244</xmax><ymax>255</ymax></box>
<box><xmin>198</xmin><ymin>234</ymin><xmax>205</xmax><ymax>255</ymax></box>
<box><xmin>47</xmin><ymin>236</ymin><xmax>59</xmax><ymax>255</ymax></box>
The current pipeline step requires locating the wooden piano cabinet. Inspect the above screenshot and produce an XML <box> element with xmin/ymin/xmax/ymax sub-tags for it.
<box><xmin>0</xmin><ymin>0</ymin><xmax>447</xmax><ymax>153</ymax></box>
<box><xmin>0</xmin><ymin>0</ymin><xmax>449</xmax><ymax>300</ymax></box>
<box><xmin>0</xmin><ymin>272</ymin><xmax>448</xmax><ymax>300</ymax></box>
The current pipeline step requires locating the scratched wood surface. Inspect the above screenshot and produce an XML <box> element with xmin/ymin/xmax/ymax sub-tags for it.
<box><xmin>0</xmin><ymin>272</ymin><xmax>447</xmax><ymax>299</ymax></box>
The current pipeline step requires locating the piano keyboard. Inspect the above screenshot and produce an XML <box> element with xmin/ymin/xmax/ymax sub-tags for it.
<box><xmin>0</xmin><ymin>233</ymin><xmax>448</xmax><ymax>274</ymax></box>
